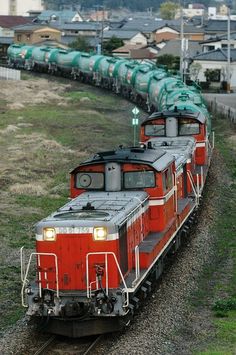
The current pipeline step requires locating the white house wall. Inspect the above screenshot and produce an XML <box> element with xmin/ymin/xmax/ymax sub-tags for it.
<box><xmin>156</xmin><ymin>27</ymin><xmax>178</xmax><ymax>35</ymax></box>
<box><xmin>192</xmin><ymin>59</ymin><xmax>236</xmax><ymax>88</ymax></box>
<box><xmin>129</xmin><ymin>33</ymin><xmax>147</xmax><ymax>45</ymax></box>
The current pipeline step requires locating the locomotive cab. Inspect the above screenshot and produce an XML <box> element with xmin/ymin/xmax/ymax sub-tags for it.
<box><xmin>140</xmin><ymin>109</ymin><xmax>211</xmax><ymax>189</ymax></box>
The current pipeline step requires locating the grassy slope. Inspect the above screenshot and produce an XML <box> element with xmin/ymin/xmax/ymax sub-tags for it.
<box><xmin>0</xmin><ymin>80</ymin><xmax>137</xmax><ymax>332</ymax></box>
<box><xmin>195</xmin><ymin>117</ymin><xmax>236</xmax><ymax>354</ymax></box>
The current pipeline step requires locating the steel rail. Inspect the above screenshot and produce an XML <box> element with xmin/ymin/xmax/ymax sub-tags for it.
<box><xmin>33</xmin><ymin>335</ymin><xmax>56</xmax><ymax>355</ymax></box>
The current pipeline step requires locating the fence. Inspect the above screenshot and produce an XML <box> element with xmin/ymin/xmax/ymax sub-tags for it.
<box><xmin>0</xmin><ymin>66</ymin><xmax>21</xmax><ymax>80</ymax></box>
<box><xmin>204</xmin><ymin>96</ymin><xmax>236</xmax><ymax>124</ymax></box>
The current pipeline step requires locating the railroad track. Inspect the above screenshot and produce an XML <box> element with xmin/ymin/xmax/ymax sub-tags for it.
<box><xmin>33</xmin><ymin>334</ymin><xmax>103</xmax><ymax>355</ymax></box>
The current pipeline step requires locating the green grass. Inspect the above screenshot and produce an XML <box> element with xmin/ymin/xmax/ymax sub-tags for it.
<box><xmin>194</xmin><ymin>117</ymin><xmax>236</xmax><ymax>354</ymax></box>
<box><xmin>0</xmin><ymin>80</ymin><xmax>135</xmax><ymax>333</ymax></box>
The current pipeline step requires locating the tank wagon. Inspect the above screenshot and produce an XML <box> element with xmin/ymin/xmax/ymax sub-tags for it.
<box><xmin>11</xmin><ymin>44</ymin><xmax>214</xmax><ymax>337</ymax></box>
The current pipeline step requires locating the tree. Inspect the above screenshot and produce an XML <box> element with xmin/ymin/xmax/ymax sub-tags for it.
<box><xmin>69</xmin><ymin>36</ymin><xmax>90</xmax><ymax>52</ymax></box>
<box><xmin>156</xmin><ymin>54</ymin><xmax>180</xmax><ymax>70</ymax></box>
<box><xmin>189</xmin><ymin>62</ymin><xmax>202</xmax><ymax>82</ymax></box>
<box><xmin>160</xmin><ymin>1</ymin><xmax>180</xmax><ymax>20</ymax></box>
<box><xmin>103</xmin><ymin>36</ymin><xmax>124</xmax><ymax>55</ymax></box>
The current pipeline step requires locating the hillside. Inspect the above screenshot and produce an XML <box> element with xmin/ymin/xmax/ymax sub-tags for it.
<box><xmin>43</xmin><ymin>0</ymin><xmax>211</xmax><ymax>12</ymax></box>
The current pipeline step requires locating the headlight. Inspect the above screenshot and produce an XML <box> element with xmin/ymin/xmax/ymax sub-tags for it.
<box><xmin>93</xmin><ymin>227</ymin><xmax>107</xmax><ymax>241</ymax></box>
<box><xmin>43</xmin><ymin>228</ymin><xmax>56</xmax><ymax>241</ymax></box>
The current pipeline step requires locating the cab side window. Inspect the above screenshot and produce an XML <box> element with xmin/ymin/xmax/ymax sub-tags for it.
<box><xmin>163</xmin><ymin>168</ymin><xmax>172</xmax><ymax>192</ymax></box>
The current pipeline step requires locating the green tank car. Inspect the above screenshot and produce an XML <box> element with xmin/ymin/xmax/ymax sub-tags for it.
<box><xmin>134</xmin><ymin>67</ymin><xmax>167</xmax><ymax>110</ymax></box>
<box><xmin>7</xmin><ymin>44</ymin><xmax>24</xmax><ymax>67</ymax></box>
<box><xmin>55</xmin><ymin>50</ymin><xmax>81</xmax><ymax>76</ymax></box>
<box><xmin>7</xmin><ymin>44</ymin><xmax>34</xmax><ymax>69</ymax></box>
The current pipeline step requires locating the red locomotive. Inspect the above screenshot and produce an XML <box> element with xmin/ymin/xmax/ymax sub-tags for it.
<box><xmin>21</xmin><ymin>108</ymin><xmax>213</xmax><ymax>337</ymax></box>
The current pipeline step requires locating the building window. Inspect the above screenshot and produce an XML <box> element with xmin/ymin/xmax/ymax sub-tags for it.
<box><xmin>26</xmin><ymin>34</ymin><xmax>31</xmax><ymax>40</ymax></box>
<box><xmin>17</xmin><ymin>35</ymin><xmax>21</xmax><ymax>41</ymax></box>
<box><xmin>40</xmin><ymin>35</ymin><xmax>50</xmax><ymax>39</ymax></box>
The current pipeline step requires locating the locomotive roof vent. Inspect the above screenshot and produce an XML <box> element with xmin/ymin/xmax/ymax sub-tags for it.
<box><xmin>82</xmin><ymin>202</ymin><xmax>95</xmax><ymax>210</ymax></box>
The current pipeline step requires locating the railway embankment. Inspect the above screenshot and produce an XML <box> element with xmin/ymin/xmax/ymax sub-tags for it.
<box><xmin>204</xmin><ymin>93</ymin><xmax>236</xmax><ymax>124</ymax></box>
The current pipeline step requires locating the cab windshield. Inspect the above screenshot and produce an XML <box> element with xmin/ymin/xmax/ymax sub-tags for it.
<box><xmin>124</xmin><ymin>171</ymin><xmax>155</xmax><ymax>189</ymax></box>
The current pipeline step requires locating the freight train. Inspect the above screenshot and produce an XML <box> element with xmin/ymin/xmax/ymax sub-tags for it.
<box><xmin>8</xmin><ymin>43</ymin><xmax>214</xmax><ymax>337</ymax></box>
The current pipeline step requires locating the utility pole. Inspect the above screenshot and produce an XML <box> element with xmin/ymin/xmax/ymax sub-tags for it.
<box><xmin>180</xmin><ymin>4</ymin><xmax>184</xmax><ymax>81</ymax></box>
<box><xmin>227</xmin><ymin>4</ymin><xmax>231</xmax><ymax>94</ymax></box>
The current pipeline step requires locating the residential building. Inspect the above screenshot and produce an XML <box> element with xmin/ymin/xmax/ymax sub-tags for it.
<box><xmin>191</xmin><ymin>49</ymin><xmax>236</xmax><ymax>88</ymax></box>
<box><xmin>13</xmin><ymin>24</ymin><xmax>61</xmax><ymax>44</ymax></box>
<box><xmin>37</xmin><ymin>10</ymin><xmax>83</xmax><ymax>24</ymax></box>
<box><xmin>0</xmin><ymin>15</ymin><xmax>32</xmax><ymax>56</ymax></box>
<box><xmin>103</xmin><ymin>30</ymin><xmax>147</xmax><ymax>46</ymax></box>
<box><xmin>176</xmin><ymin>4</ymin><xmax>205</xmax><ymax>19</ymax></box>
<box><xmin>0</xmin><ymin>0</ymin><xmax>44</xmax><ymax>16</ymax></box>
<box><xmin>156</xmin><ymin>39</ymin><xmax>201</xmax><ymax>59</ymax></box>
<box><xmin>204</xmin><ymin>19</ymin><xmax>236</xmax><ymax>39</ymax></box>
<box><xmin>153</xmin><ymin>24</ymin><xmax>204</xmax><ymax>44</ymax></box>
<box><xmin>200</xmin><ymin>32</ymin><xmax>236</xmax><ymax>52</ymax></box>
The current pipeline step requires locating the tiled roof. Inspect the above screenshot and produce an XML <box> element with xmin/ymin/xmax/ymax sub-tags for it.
<box><xmin>121</xmin><ymin>18</ymin><xmax>182</xmax><ymax>33</ymax></box>
<box><xmin>0</xmin><ymin>15</ymin><xmax>32</xmax><ymax>29</ymax></box>
<box><xmin>13</xmin><ymin>24</ymin><xmax>60</xmax><ymax>32</ymax></box>
<box><xmin>37</xmin><ymin>10</ymin><xmax>79</xmax><ymax>22</ymax></box>
<box><xmin>57</xmin><ymin>22</ymin><xmax>102</xmax><ymax>31</ymax></box>
<box><xmin>156</xmin><ymin>39</ymin><xmax>201</xmax><ymax>58</ymax></box>
<box><xmin>61</xmin><ymin>35</ymin><xmax>97</xmax><ymax>47</ymax></box>
<box><xmin>200</xmin><ymin>31</ymin><xmax>236</xmax><ymax>44</ymax></box>
<box><xmin>113</xmin><ymin>43</ymin><xmax>145</xmax><ymax>53</ymax></box>
<box><xmin>103</xmin><ymin>30</ymin><xmax>142</xmax><ymax>40</ymax></box>
<box><xmin>204</xmin><ymin>19</ymin><xmax>236</xmax><ymax>32</ymax></box>
<box><xmin>193</xmin><ymin>48</ymin><xmax>236</xmax><ymax>61</ymax></box>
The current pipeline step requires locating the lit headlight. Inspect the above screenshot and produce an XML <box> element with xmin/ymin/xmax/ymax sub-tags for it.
<box><xmin>43</xmin><ymin>228</ymin><xmax>56</xmax><ymax>241</ymax></box>
<box><xmin>93</xmin><ymin>227</ymin><xmax>107</xmax><ymax>241</ymax></box>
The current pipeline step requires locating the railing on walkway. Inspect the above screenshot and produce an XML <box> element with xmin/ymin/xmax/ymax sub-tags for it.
<box><xmin>0</xmin><ymin>66</ymin><xmax>21</xmax><ymax>80</ymax></box>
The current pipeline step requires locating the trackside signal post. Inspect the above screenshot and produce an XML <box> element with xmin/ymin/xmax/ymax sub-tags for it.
<box><xmin>132</xmin><ymin>106</ymin><xmax>139</xmax><ymax>146</ymax></box>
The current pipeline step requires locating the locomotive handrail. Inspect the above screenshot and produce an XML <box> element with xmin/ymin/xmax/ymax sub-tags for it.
<box><xmin>86</xmin><ymin>252</ymin><xmax>129</xmax><ymax>307</ymax></box>
<box><xmin>21</xmin><ymin>251</ymin><xmax>59</xmax><ymax>308</ymax></box>
<box><xmin>132</xmin><ymin>245</ymin><xmax>140</xmax><ymax>287</ymax></box>
<box><xmin>187</xmin><ymin>171</ymin><xmax>199</xmax><ymax>205</ymax></box>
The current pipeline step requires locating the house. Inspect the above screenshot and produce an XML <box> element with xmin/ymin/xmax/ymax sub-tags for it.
<box><xmin>191</xmin><ymin>48</ymin><xmax>236</xmax><ymax>88</ymax></box>
<box><xmin>121</xmin><ymin>18</ymin><xmax>181</xmax><ymax>42</ymax></box>
<box><xmin>130</xmin><ymin>46</ymin><xmax>158</xmax><ymax>60</ymax></box>
<box><xmin>0</xmin><ymin>0</ymin><xmax>44</xmax><ymax>16</ymax></box>
<box><xmin>0</xmin><ymin>15</ymin><xmax>32</xmax><ymax>56</ymax></box>
<box><xmin>156</xmin><ymin>39</ymin><xmax>201</xmax><ymax>59</ymax></box>
<box><xmin>0</xmin><ymin>15</ymin><xmax>32</xmax><ymax>29</ymax></box>
<box><xmin>112</xmin><ymin>44</ymin><xmax>146</xmax><ymax>58</ymax></box>
<box><xmin>59</xmin><ymin>22</ymin><xmax>103</xmax><ymax>38</ymax></box>
<box><xmin>175</xmin><ymin>3</ymin><xmax>205</xmax><ymax>19</ymax></box>
<box><xmin>112</xmin><ymin>43</ymin><xmax>158</xmax><ymax>59</ymax></box>
<box><xmin>13</xmin><ymin>24</ymin><xmax>61</xmax><ymax>44</ymax></box>
<box><xmin>103</xmin><ymin>30</ymin><xmax>147</xmax><ymax>46</ymax></box>
<box><xmin>153</xmin><ymin>23</ymin><xmax>204</xmax><ymax>44</ymax></box>
<box><xmin>200</xmin><ymin>32</ymin><xmax>236</xmax><ymax>52</ymax></box>
<box><xmin>37</xmin><ymin>10</ymin><xmax>83</xmax><ymax>24</ymax></box>
<box><xmin>204</xmin><ymin>19</ymin><xmax>236</xmax><ymax>39</ymax></box>
<box><xmin>89</xmin><ymin>10</ymin><xmax>109</xmax><ymax>22</ymax></box>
